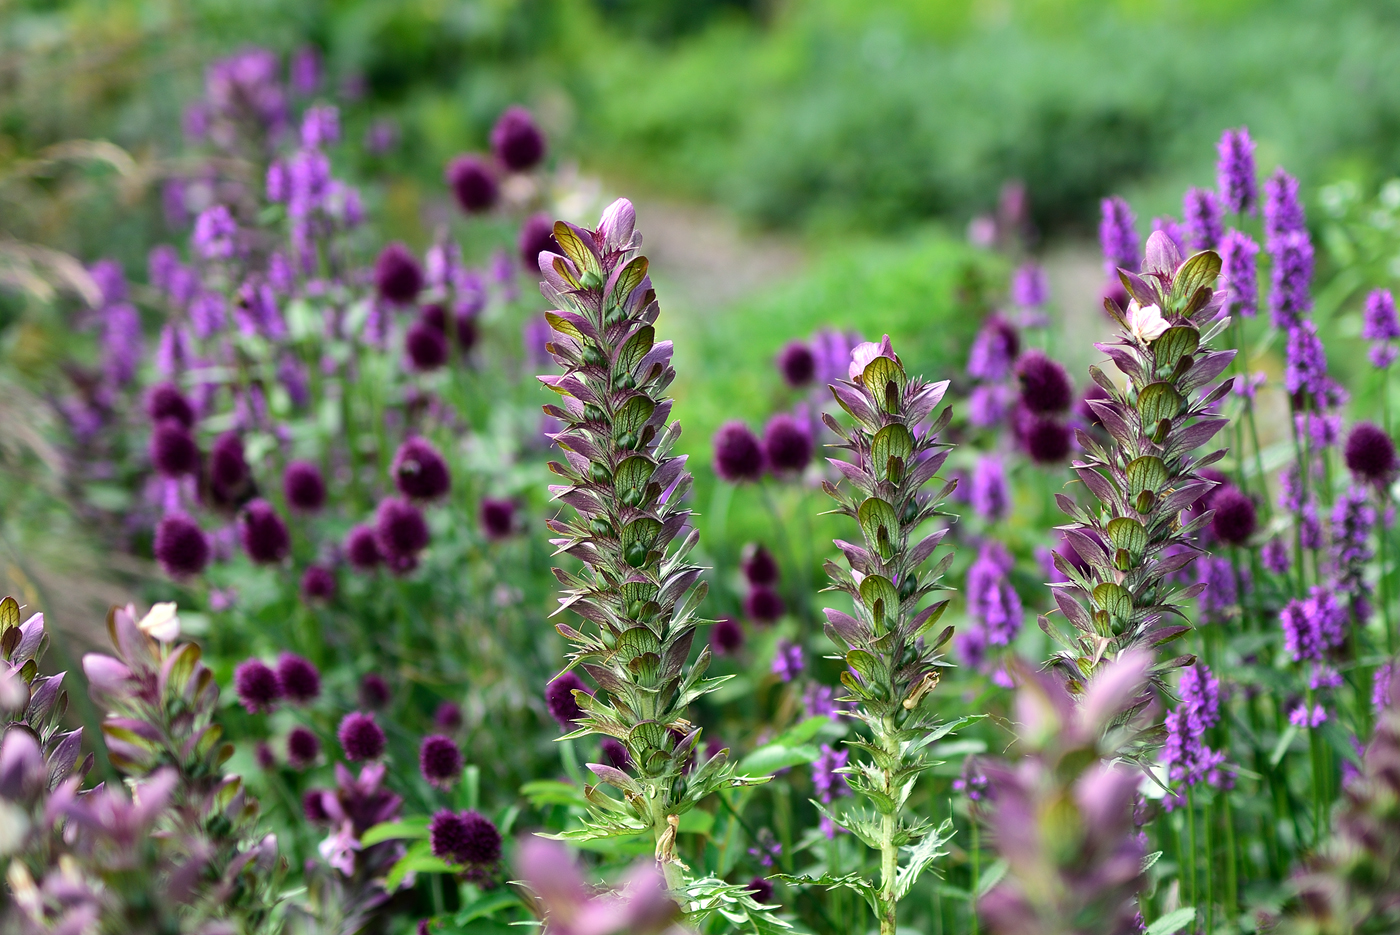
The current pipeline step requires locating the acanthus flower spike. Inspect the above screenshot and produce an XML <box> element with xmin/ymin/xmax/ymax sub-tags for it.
<box><xmin>1044</xmin><ymin>229</ymin><xmax>1236</xmax><ymax>693</ymax></box>
<box><xmin>775</xmin><ymin>333</ymin><xmax>970</xmax><ymax>935</ymax></box>
<box><xmin>534</xmin><ymin>199</ymin><xmax>771</xmax><ymax>910</ymax></box>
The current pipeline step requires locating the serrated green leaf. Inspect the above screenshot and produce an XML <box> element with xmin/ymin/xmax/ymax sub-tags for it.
<box><xmin>894</xmin><ymin>817</ymin><xmax>955</xmax><ymax>900</ymax></box>
<box><xmin>1145</xmin><ymin>907</ymin><xmax>1196</xmax><ymax>935</ymax></box>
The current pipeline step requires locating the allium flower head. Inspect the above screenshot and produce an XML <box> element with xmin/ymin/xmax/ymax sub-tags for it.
<box><xmin>711</xmin><ymin>616</ymin><xmax>744</xmax><ymax>655</ymax></box>
<box><xmin>1182</xmin><ymin>187</ymin><xmax>1223</xmax><ymax>251</ymax></box>
<box><xmin>1216</xmin><ymin>127</ymin><xmax>1257</xmax><ymax>215</ymax></box>
<box><xmin>1220</xmin><ymin>229</ymin><xmax>1259</xmax><ymax>319</ymax></box>
<box><xmin>276</xmin><ymin>653</ymin><xmax>321</xmax><ymax>703</ymax></box>
<box><xmin>446</xmin><ymin>154</ymin><xmax>498</xmax><ymax>213</ymax></box>
<box><xmin>147</xmin><ymin>382</ymin><xmax>195</xmax><ymax>428</ymax></box>
<box><xmin>419</xmin><ymin>735</ymin><xmax>464</xmax><ymax>788</ymax></box>
<box><xmin>287</xmin><ymin>727</ymin><xmax>321</xmax><ymax>768</ymax></box>
<box><xmin>601</xmin><ymin>737</ymin><xmax>631</xmax><ymax>769</ymax></box>
<box><xmin>1099</xmin><ymin>195</ymin><xmax>1140</xmax><ymax>275</ymax></box>
<box><xmin>965</xmin><ymin>315</ymin><xmax>1020</xmax><ymax>382</ymax></box>
<box><xmin>338</xmin><ymin>712</ymin><xmax>386</xmax><ymax>761</ymax></box>
<box><xmin>151</xmin><ymin>420</ymin><xmax>200</xmax><ymax>477</ymax></box>
<box><xmin>374</xmin><ymin>497</ymin><xmax>430</xmax><ymax>561</ymax></box>
<box><xmin>154</xmin><ymin>514</ymin><xmax>209</xmax><ymax>577</ymax></box>
<box><xmin>777</xmin><ymin>341</ymin><xmax>816</xmax><ymax>386</ymax></box>
<box><xmin>345</xmin><ymin>524</ymin><xmax>382</xmax><ymax>570</ymax></box>
<box><xmin>393</xmin><ymin>437</ymin><xmax>451</xmax><ymax>500</ymax></box>
<box><xmin>762</xmin><ymin>413</ymin><xmax>813</xmax><ymax>474</ymax></box>
<box><xmin>517</xmin><ymin>213</ymin><xmax>559</xmax><ymax>270</ymax></box>
<box><xmin>490</xmin><ymin>106</ymin><xmax>546</xmax><ymax>172</ymax></box>
<box><xmin>283</xmin><ymin>460</ymin><xmax>326</xmax><ymax>511</ymax></box>
<box><xmin>208</xmin><ymin>431</ymin><xmax>250</xmax><ymax>502</ymax></box>
<box><xmin>374</xmin><ymin>243</ymin><xmax>423</xmax><ymax>305</ymax></box>
<box><xmin>1015</xmin><ymin>350</ymin><xmax>1072</xmax><ymax>414</ymax></box>
<box><xmin>1210</xmin><ymin>488</ymin><xmax>1257</xmax><ymax>545</ymax></box>
<box><xmin>713</xmin><ymin>421</ymin><xmax>764</xmax><ymax>482</ymax></box>
<box><xmin>241</xmin><ymin>499</ymin><xmax>291</xmax><ymax>564</ymax></box>
<box><xmin>234</xmin><ymin>659</ymin><xmax>282</xmax><ymax>713</ymax></box>
<box><xmin>1345</xmin><ymin>422</ymin><xmax>1398</xmax><ymax>482</ymax></box>
<box><xmin>1010</xmin><ymin>263</ymin><xmax>1048</xmax><ymax>307</ymax></box>
<box><xmin>360</xmin><ymin>673</ymin><xmax>391</xmax><ymax>709</ymax></box>
<box><xmin>742</xmin><ymin>544</ymin><xmax>779</xmax><ymax>585</ymax></box>
<box><xmin>430</xmin><ymin>809</ymin><xmax>501</xmax><ymax>866</ymax></box>
<box><xmin>1024</xmin><ymin>416</ymin><xmax>1071</xmax><ymax>463</ymax></box>
<box><xmin>479</xmin><ymin>497</ymin><xmax>517</xmax><ymax>540</ymax></box>
<box><xmin>545</xmin><ymin>672</ymin><xmax>592</xmax><ymax>729</ymax></box>
<box><xmin>406</xmin><ymin>321</ymin><xmax>448</xmax><ymax>370</ymax></box>
<box><xmin>745</xmin><ymin>585</ymin><xmax>785</xmax><ymax>624</ymax></box>
<box><xmin>434</xmin><ymin>701</ymin><xmax>463</xmax><ymax>731</ymax></box>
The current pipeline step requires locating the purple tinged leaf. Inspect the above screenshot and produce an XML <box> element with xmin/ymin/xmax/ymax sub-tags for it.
<box><xmin>1053</xmin><ymin>589</ymin><xmax>1092</xmax><ymax>630</ymax></box>
<box><xmin>904</xmin><ymin>379</ymin><xmax>950</xmax><ymax>424</ymax></box>
<box><xmin>830</xmin><ymin>382</ymin><xmax>878</xmax><ymax>424</ymax></box>
<box><xmin>1075</xmin><ymin>467</ymin><xmax>1120</xmax><ymax>506</ymax></box>
<box><xmin>1096</xmin><ymin>346</ymin><xmax>1147</xmax><ymax>383</ymax></box>
<box><xmin>1168</xmin><ymin>417</ymin><xmax>1230</xmax><ymax>455</ymax></box>
<box><xmin>1080</xmin><ymin>648</ymin><xmax>1152</xmax><ymax>734</ymax></box>
<box><xmin>597</xmin><ymin>198</ymin><xmax>636</xmax><ymax>253</ymax></box>
<box><xmin>82</xmin><ymin>653</ymin><xmax>133</xmax><ymax>698</ymax></box>
<box><xmin>586</xmin><ymin>762</ymin><xmax>639</xmax><ymax>792</ymax></box>
<box><xmin>1148</xmin><ymin>625</ymin><xmax>1192</xmax><ymax>646</ymax></box>
<box><xmin>823</xmin><ymin>609</ymin><xmax>870</xmax><ymax>644</ymax></box>
<box><xmin>829</xmin><ymin>459</ymin><xmax>873</xmax><ymax>487</ymax></box>
<box><xmin>46</xmin><ymin>730</ymin><xmax>82</xmax><ymax>785</ymax></box>
<box><xmin>908</xmin><ymin>530</ymin><xmax>948</xmax><ymax>567</ymax></box>
<box><xmin>1181</xmin><ymin>351</ymin><xmax>1236</xmax><ymax>393</ymax></box>
<box><xmin>1143</xmin><ymin>230</ymin><xmax>1183</xmax><ymax>276</ymax></box>
<box><xmin>1064</xmin><ymin>528</ymin><xmax>1111</xmax><ymax>571</ymax></box>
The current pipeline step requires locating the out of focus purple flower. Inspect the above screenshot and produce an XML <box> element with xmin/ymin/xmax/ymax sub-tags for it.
<box><xmin>523</xmin><ymin>316</ymin><xmax>553</xmax><ymax>368</ymax></box>
<box><xmin>1289</xmin><ymin>703</ymin><xmax>1327</xmax><ymax>728</ymax></box>
<box><xmin>235</xmin><ymin>658</ymin><xmax>282</xmax><ymax>713</ymax></box>
<box><xmin>480</xmin><ymin>498</ymin><xmax>517</xmax><ymax>540</ymax></box>
<box><xmin>514</xmin><ymin>839</ymin><xmax>678</xmax><ymax>935</ymax></box>
<box><xmin>1220</xmin><ymin>229</ymin><xmax>1258</xmax><ymax>319</ymax></box>
<box><xmin>241</xmin><ymin>499</ymin><xmax>290</xmax><ymax>564</ymax></box>
<box><xmin>345</xmin><ymin>524</ymin><xmax>382</xmax><ymax>570</ymax></box>
<box><xmin>802</xmin><ymin>683</ymin><xmax>840</xmax><ymax>720</ymax></box>
<box><xmin>811</xmin><ymin>743</ymin><xmax>850</xmax><ymax>838</ymax></box>
<box><xmin>711</xmin><ymin>616</ymin><xmax>744</xmax><ymax>656</ymax></box>
<box><xmin>365</xmin><ymin>118</ymin><xmax>399</xmax><ymax>155</ymax></box>
<box><xmin>193</xmin><ymin>205</ymin><xmax>239</xmax><ymax>260</ymax></box>
<box><xmin>490</xmin><ymin>106</ymin><xmax>546</xmax><ymax>172</ymax></box>
<box><xmin>772</xmin><ymin>640</ymin><xmax>804</xmax><ymax>682</ymax></box>
<box><xmin>970</xmin><ymin>455</ymin><xmax>1010</xmax><ymax>522</ymax></box>
<box><xmin>419</xmin><ymin>735</ymin><xmax>464</xmax><ymax>789</ymax></box>
<box><xmin>154</xmin><ymin>514</ymin><xmax>210</xmax><ymax>577</ymax></box>
<box><xmin>1264</xmin><ymin>167</ymin><xmax>1306</xmax><ymax>248</ymax></box>
<box><xmin>1346</xmin><ymin>422</ymin><xmax>1398</xmax><ymax>483</ymax></box>
<box><xmin>777</xmin><ymin>341</ymin><xmax>816</xmax><ymax>386</ymax></box>
<box><xmin>360</xmin><ymin>673</ymin><xmax>391</xmax><ymax>709</ymax></box>
<box><xmin>446</xmin><ymin>155</ymin><xmax>498</xmax><ymax>214</ymax></box>
<box><xmin>290</xmin><ymin>45</ymin><xmax>321</xmax><ymax>95</ymax></box>
<box><xmin>1374</xmin><ymin>663</ymin><xmax>1394</xmax><ymax>712</ymax></box>
<box><xmin>518</xmin><ymin>214</ymin><xmax>559</xmax><ymax>271</ymax></box>
<box><xmin>1270</xmin><ymin>230</ymin><xmax>1314</xmax><ymax>330</ymax></box>
<box><xmin>1217</xmin><ymin>127</ymin><xmax>1257</xmax><ymax>215</ymax></box>
<box><xmin>744</xmin><ymin>585</ymin><xmax>784</xmax><ymax>624</ymax></box>
<box><xmin>545</xmin><ymin>672</ymin><xmax>592</xmax><ymax>730</ymax></box>
<box><xmin>1182</xmin><ymin>187</ymin><xmax>1223</xmax><ymax>251</ymax></box>
<box><xmin>1099</xmin><ymin>196</ymin><xmax>1139</xmax><ymax>275</ymax></box>
<box><xmin>1262</xmin><ymin>537</ymin><xmax>1291</xmax><ymax>575</ymax></box>
<box><xmin>434</xmin><ymin>701</ymin><xmax>464</xmax><ymax>732</ymax></box>
<box><xmin>1332</xmin><ymin>486</ymin><xmax>1376</xmax><ymax>597</ymax></box>
<box><xmin>150</xmin><ymin>420</ymin><xmax>200</xmax><ymax>477</ymax></box>
<box><xmin>967</xmin><ymin>384</ymin><xmax>1013</xmax><ymax>428</ymax></box>
<box><xmin>101</xmin><ymin>303</ymin><xmax>143</xmax><ymax>386</ymax></box>
<box><xmin>1281</xmin><ymin>586</ymin><xmax>1348</xmax><ymax>662</ymax></box>
<box><xmin>1016</xmin><ymin>350</ymin><xmax>1072</xmax><ymax>414</ymax></box>
<box><xmin>1363</xmin><ymin>289</ymin><xmax>1400</xmax><ymax>368</ymax></box>
<box><xmin>810</xmin><ymin>329</ymin><xmax>862</xmax><ymax>385</ymax></box>
<box><xmin>300</xmin><ymin>104</ymin><xmax>339</xmax><ymax>149</ymax></box>
<box><xmin>762</xmin><ymin>413</ymin><xmax>813</xmax><ymax>475</ymax></box>
<box><xmin>1010</xmin><ymin>264</ymin><xmax>1048</xmax><ymax>308</ymax></box>
<box><xmin>338</xmin><ymin>712</ymin><xmax>386</xmax><ymax>761</ymax></box>
<box><xmin>277</xmin><ymin>653</ymin><xmax>321</xmax><ymax>703</ymax></box>
<box><xmin>1023</xmin><ymin>415</ymin><xmax>1072</xmax><ymax>464</ymax></box>
<box><xmin>967</xmin><ymin>540</ymin><xmax>1022</xmax><ymax>645</ymax></box>
<box><xmin>1196</xmin><ymin>555</ymin><xmax>1237</xmax><ymax>623</ymax></box>
<box><xmin>1284</xmin><ymin>322</ymin><xmax>1328</xmax><ymax>398</ymax></box>
<box><xmin>966</xmin><ymin>316</ymin><xmax>1020</xmax><ymax>382</ymax></box>
<box><xmin>713</xmin><ymin>421</ymin><xmax>764</xmax><ymax>482</ymax></box>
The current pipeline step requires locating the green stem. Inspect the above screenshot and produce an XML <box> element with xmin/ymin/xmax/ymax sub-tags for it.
<box><xmin>1222</xmin><ymin>792</ymin><xmax>1238</xmax><ymax>919</ymax></box>
<box><xmin>1186</xmin><ymin>787</ymin><xmax>1198</xmax><ymax>913</ymax></box>
<box><xmin>970</xmin><ymin>818</ymin><xmax>980</xmax><ymax>935</ymax></box>
<box><xmin>877</xmin><ymin>716</ymin><xmax>901</xmax><ymax>935</ymax></box>
<box><xmin>1204</xmin><ymin>796</ymin><xmax>1214</xmax><ymax>934</ymax></box>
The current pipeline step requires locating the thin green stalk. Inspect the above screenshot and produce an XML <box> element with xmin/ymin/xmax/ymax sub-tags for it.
<box><xmin>971</xmin><ymin>818</ymin><xmax>980</xmax><ymax>935</ymax></box>
<box><xmin>1204</xmin><ymin>797</ymin><xmax>1214</xmax><ymax>934</ymax></box>
<box><xmin>1222</xmin><ymin>792</ymin><xmax>1239</xmax><ymax>919</ymax></box>
<box><xmin>1307</xmin><ymin>687</ymin><xmax>1324</xmax><ymax>847</ymax></box>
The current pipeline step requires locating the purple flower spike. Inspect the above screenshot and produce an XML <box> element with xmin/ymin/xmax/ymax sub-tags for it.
<box><xmin>1220</xmin><ymin>230</ymin><xmax>1259</xmax><ymax>319</ymax></box>
<box><xmin>966</xmin><ymin>316</ymin><xmax>1020</xmax><ymax>382</ymax></box>
<box><xmin>392</xmin><ymin>437</ymin><xmax>451</xmax><ymax>501</ymax></box>
<box><xmin>374</xmin><ymin>243</ymin><xmax>423</xmax><ymax>305</ymax></box>
<box><xmin>490</xmin><ymin>106</ymin><xmax>546</xmax><ymax>172</ymax></box>
<box><xmin>545</xmin><ymin>672</ymin><xmax>592</xmax><ymax>730</ymax></box>
<box><xmin>1270</xmin><ymin>230</ymin><xmax>1314</xmax><ymax>330</ymax></box>
<box><xmin>1284</xmin><ymin>322</ymin><xmax>1328</xmax><ymax>398</ymax></box>
<box><xmin>1010</xmin><ymin>263</ymin><xmax>1048</xmax><ymax>308</ymax></box>
<box><xmin>772</xmin><ymin>640</ymin><xmax>805</xmax><ymax>682</ymax></box>
<box><xmin>1262</xmin><ymin>537</ymin><xmax>1291</xmax><ymax>574</ymax></box>
<box><xmin>1183</xmin><ymin>187</ymin><xmax>1223</xmax><ymax>251</ymax></box>
<box><xmin>276</xmin><ymin>653</ymin><xmax>321</xmax><ymax>703</ymax></box>
<box><xmin>1264</xmin><ymin>167</ymin><xmax>1307</xmax><ymax>248</ymax></box>
<box><xmin>1099</xmin><ymin>196</ymin><xmax>1140</xmax><ymax>276</ymax></box>
<box><xmin>241</xmin><ymin>499</ymin><xmax>290</xmax><ymax>564</ymax></box>
<box><xmin>1363</xmin><ymin>289</ymin><xmax>1400</xmax><ymax>368</ymax></box>
<box><xmin>234</xmin><ymin>659</ymin><xmax>282</xmax><ymax>713</ymax></box>
<box><xmin>154</xmin><ymin>514</ymin><xmax>210</xmax><ymax>577</ymax></box>
<box><xmin>283</xmin><ymin>460</ymin><xmax>327</xmax><ymax>512</ymax></box>
<box><xmin>762</xmin><ymin>413</ymin><xmax>813</xmax><ymax>475</ymax></box>
<box><xmin>193</xmin><ymin>205</ymin><xmax>239</xmax><ymax>260</ymax></box>
<box><xmin>419</xmin><ymin>735</ymin><xmax>464</xmax><ymax>788</ymax></box>
<box><xmin>338</xmin><ymin>712</ymin><xmax>386</xmax><ymax>761</ymax></box>
<box><xmin>777</xmin><ymin>341</ymin><xmax>816</xmax><ymax>387</ymax></box>
<box><xmin>446</xmin><ymin>155</ymin><xmax>498</xmax><ymax>213</ymax></box>
<box><xmin>967</xmin><ymin>541</ymin><xmax>1023</xmax><ymax>646</ymax></box>
<box><xmin>713</xmin><ymin>421</ymin><xmax>765</xmax><ymax>482</ymax></box>
<box><xmin>1217</xmin><ymin>127</ymin><xmax>1258</xmax><ymax>215</ymax></box>
<box><xmin>287</xmin><ymin>727</ymin><xmax>321</xmax><ymax>768</ymax></box>
<box><xmin>970</xmin><ymin>455</ymin><xmax>1010</xmax><ymax>522</ymax></box>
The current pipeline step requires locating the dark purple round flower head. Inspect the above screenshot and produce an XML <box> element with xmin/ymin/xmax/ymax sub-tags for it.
<box><xmin>1211</xmin><ymin>488</ymin><xmax>1257</xmax><ymax>545</ymax></box>
<box><xmin>374</xmin><ymin>242</ymin><xmax>423</xmax><ymax>305</ymax></box>
<box><xmin>1016</xmin><ymin>350</ymin><xmax>1072</xmax><ymax>414</ymax></box>
<box><xmin>434</xmin><ymin>700</ymin><xmax>463</xmax><ymax>732</ymax></box>
<box><xmin>345</xmin><ymin>524</ymin><xmax>382</xmax><ymax>571</ymax></box>
<box><xmin>454</xmin><ymin>312</ymin><xmax>480</xmax><ymax>353</ymax></box>
<box><xmin>713</xmin><ymin>421</ymin><xmax>764</xmax><ymax>483</ymax></box>
<box><xmin>600</xmin><ymin>737</ymin><xmax>632</xmax><ymax>770</ymax></box>
<box><xmin>283</xmin><ymin>460</ymin><xmax>326</xmax><ymax>512</ymax></box>
<box><xmin>1024</xmin><ymin>417</ymin><xmax>1071</xmax><ymax>464</ymax></box>
<box><xmin>742</xmin><ymin>544</ymin><xmax>779</xmax><ymax>585</ymax></box>
<box><xmin>151</xmin><ymin>419</ymin><xmax>200</xmax><ymax>478</ymax></box>
<box><xmin>711</xmin><ymin>616</ymin><xmax>744</xmax><ymax>656</ymax></box>
<box><xmin>745</xmin><ymin>585</ymin><xmax>785</xmax><ymax>625</ymax></box>
<box><xmin>406</xmin><ymin>321</ymin><xmax>448</xmax><ymax>371</ymax></box>
<box><xmin>490</xmin><ymin>106</ymin><xmax>546</xmax><ymax>172</ymax></box>
<box><xmin>241</xmin><ymin>499</ymin><xmax>290</xmax><ymax>564</ymax></box>
<box><xmin>207</xmin><ymin>431</ymin><xmax>250</xmax><ymax>503</ymax></box>
<box><xmin>446</xmin><ymin>154</ymin><xmax>498</xmax><ymax>213</ymax></box>
<box><xmin>147</xmin><ymin>382</ymin><xmax>195</xmax><ymax>428</ymax></box>
<box><xmin>360</xmin><ymin>673</ymin><xmax>391</xmax><ymax>710</ymax></box>
<box><xmin>747</xmin><ymin>877</ymin><xmax>774</xmax><ymax>905</ymax></box>
<box><xmin>1346</xmin><ymin>423</ymin><xmax>1398</xmax><ymax>483</ymax></box>
<box><xmin>154</xmin><ymin>514</ymin><xmax>210</xmax><ymax>577</ymax></box>
<box><xmin>338</xmin><ymin>712</ymin><xmax>385</xmax><ymax>761</ymax></box>
<box><xmin>375</xmin><ymin>497</ymin><xmax>430</xmax><ymax>559</ymax></box>
<box><xmin>777</xmin><ymin>341</ymin><xmax>816</xmax><ymax>387</ymax></box>
<box><xmin>276</xmin><ymin>653</ymin><xmax>321</xmax><ymax>703</ymax></box>
<box><xmin>430</xmin><ymin>809</ymin><xmax>501</xmax><ymax>865</ymax></box>
<box><xmin>256</xmin><ymin>742</ymin><xmax>277</xmax><ymax>770</ymax></box>
<box><xmin>234</xmin><ymin>659</ymin><xmax>282</xmax><ymax>713</ymax></box>
<box><xmin>479</xmin><ymin>497</ymin><xmax>516</xmax><ymax>540</ymax></box>
<box><xmin>545</xmin><ymin>672</ymin><xmax>592</xmax><ymax>730</ymax></box>
<box><xmin>286</xmin><ymin>726</ymin><xmax>321</xmax><ymax>769</ymax></box>
<box><xmin>518</xmin><ymin>213</ymin><xmax>559</xmax><ymax>271</ymax></box>
<box><xmin>303</xmin><ymin>789</ymin><xmax>330</xmax><ymax>823</ymax></box>
<box><xmin>763</xmin><ymin>414</ymin><xmax>813</xmax><ymax>474</ymax></box>
<box><xmin>393</xmin><ymin>438</ymin><xmax>451</xmax><ymax>500</ymax></box>
<box><xmin>419</xmin><ymin>734</ymin><xmax>464</xmax><ymax>788</ymax></box>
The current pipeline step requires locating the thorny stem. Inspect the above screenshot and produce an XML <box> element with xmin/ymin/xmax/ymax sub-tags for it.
<box><xmin>878</xmin><ymin>717</ymin><xmax>900</xmax><ymax>935</ymax></box>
